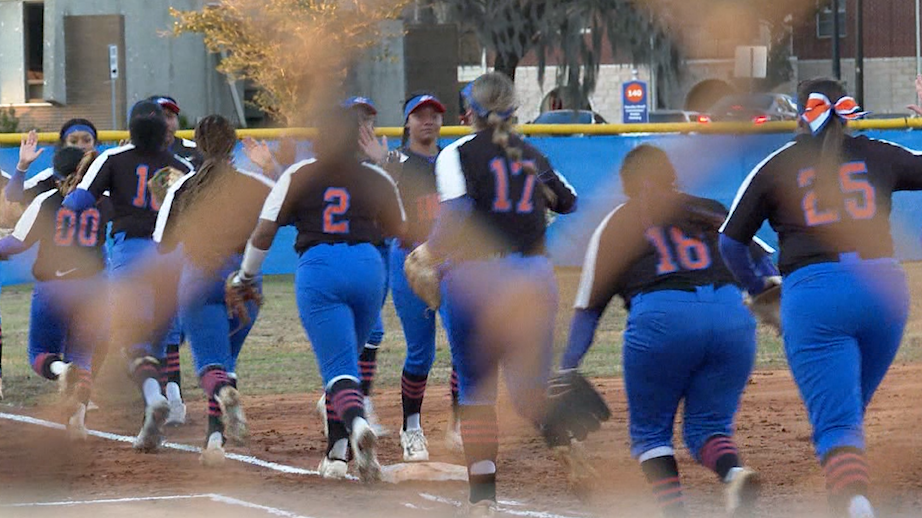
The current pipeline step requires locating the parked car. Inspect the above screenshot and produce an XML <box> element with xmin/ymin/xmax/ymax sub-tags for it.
<box><xmin>649</xmin><ymin>110</ymin><xmax>710</xmax><ymax>123</ymax></box>
<box><xmin>706</xmin><ymin>93</ymin><xmax>798</xmax><ymax>123</ymax></box>
<box><xmin>531</xmin><ymin>110</ymin><xmax>608</xmax><ymax>124</ymax></box>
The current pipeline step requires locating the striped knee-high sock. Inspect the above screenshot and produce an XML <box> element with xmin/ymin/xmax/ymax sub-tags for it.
<box><xmin>33</xmin><ymin>353</ymin><xmax>63</xmax><ymax>380</ymax></box>
<box><xmin>201</xmin><ymin>367</ymin><xmax>231</xmax><ymax>442</ymax></box>
<box><xmin>450</xmin><ymin>366</ymin><xmax>460</xmax><ymax>417</ymax></box>
<box><xmin>401</xmin><ymin>370</ymin><xmax>428</xmax><ymax>430</ymax></box>
<box><xmin>699</xmin><ymin>435</ymin><xmax>742</xmax><ymax>481</ymax></box>
<box><xmin>158</xmin><ymin>357</ymin><xmax>169</xmax><ymax>394</ymax></box>
<box><xmin>460</xmin><ymin>404</ymin><xmax>499</xmax><ymax>504</ymax></box>
<box><xmin>72</xmin><ymin>367</ymin><xmax>92</xmax><ymax>404</ymax></box>
<box><xmin>641</xmin><ymin>454</ymin><xmax>686</xmax><ymax>518</ymax></box>
<box><xmin>165</xmin><ymin>343</ymin><xmax>181</xmax><ymax>387</ymax></box>
<box><xmin>359</xmin><ymin>346</ymin><xmax>378</xmax><ymax>397</ymax></box>
<box><xmin>823</xmin><ymin>447</ymin><xmax>870</xmax><ymax>513</ymax></box>
<box><xmin>330</xmin><ymin>379</ymin><xmax>365</xmax><ymax>433</ymax></box>
<box><xmin>325</xmin><ymin>391</ymin><xmax>350</xmax><ymax>460</ymax></box>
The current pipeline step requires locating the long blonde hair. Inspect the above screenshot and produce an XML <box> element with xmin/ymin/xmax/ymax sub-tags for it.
<box><xmin>469</xmin><ymin>72</ymin><xmax>535</xmax><ymax>173</ymax></box>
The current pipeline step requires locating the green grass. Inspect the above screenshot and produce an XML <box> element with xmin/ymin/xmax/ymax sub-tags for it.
<box><xmin>5</xmin><ymin>264</ymin><xmax>922</xmax><ymax>408</ymax></box>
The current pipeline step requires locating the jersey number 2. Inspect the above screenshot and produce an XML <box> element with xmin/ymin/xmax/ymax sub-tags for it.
<box><xmin>491</xmin><ymin>158</ymin><xmax>537</xmax><ymax>213</ymax></box>
<box><xmin>323</xmin><ymin>188</ymin><xmax>350</xmax><ymax>234</ymax></box>
<box><xmin>645</xmin><ymin>226</ymin><xmax>711</xmax><ymax>275</ymax></box>
<box><xmin>799</xmin><ymin>161</ymin><xmax>875</xmax><ymax>226</ymax></box>
<box><xmin>54</xmin><ymin>208</ymin><xmax>101</xmax><ymax>247</ymax></box>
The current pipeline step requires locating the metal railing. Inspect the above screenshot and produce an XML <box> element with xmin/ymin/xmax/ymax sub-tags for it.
<box><xmin>2</xmin><ymin>118</ymin><xmax>921</xmax><ymax>144</ymax></box>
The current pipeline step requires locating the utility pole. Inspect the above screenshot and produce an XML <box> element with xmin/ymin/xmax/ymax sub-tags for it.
<box><xmin>831</xmin><ymin>0</ymin><xmax>841</xmax><ymax>79</ymax></box>
<box><xmin>855</xmin><ymin>0</ymin><xmax>864</xmax><ymax>104</ymax></box>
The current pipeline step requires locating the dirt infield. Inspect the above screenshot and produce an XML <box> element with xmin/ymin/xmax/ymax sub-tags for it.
<box><xmin>2</xmin><ymin>364</ymin><xmax>922</xmax><ymax>517</ymax></box>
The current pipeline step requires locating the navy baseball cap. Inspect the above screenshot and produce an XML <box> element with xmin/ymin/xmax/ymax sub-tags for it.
<box><xmin>150</xmin><ymin>95</ymin><xmax>181</xmax><ymax>114</ymax></box>
<box><xmin>128</xmin><ymin>100</ymin><xmax>164</xmax><ymax>123</ymax></box>
<box><xmin>341</xmin><ymin>96</ymin><xmax>377</xmax><ymax>115</ymax></box>
<box><xmin>404</xmin><ymin>94</ymin><xmax>446</xmax><ymax>121</ymax></box>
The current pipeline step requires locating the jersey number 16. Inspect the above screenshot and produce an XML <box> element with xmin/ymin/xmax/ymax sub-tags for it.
<box><xmin>645</xmin><ymin>226</ymin><xmax>712</xmax><ymax>275</ymax></box>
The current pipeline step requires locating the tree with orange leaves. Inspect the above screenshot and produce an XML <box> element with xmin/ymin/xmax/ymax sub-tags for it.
<box><xmin>171</xmin><ymin>0</ymin><xmax>408</xmax><ymax>126</ymax></box>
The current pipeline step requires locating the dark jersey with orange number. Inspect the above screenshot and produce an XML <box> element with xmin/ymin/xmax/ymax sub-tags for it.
<box><xmin>435</xmin><ymin>129</ymin><xmax>577</xmax><ymax>258</ymax></box>
<box><xmin>259</xmin><ymin>158</ymin><xmax>406</xmax><ymax>254</ymax></box>
<box><xmin>76</xmin><ymin>144</ymin><xmax>194</xmax><ymax>239</ymax></box>
<box><xmin>387</xmin><ymin>149</ymin><xmax>440</xmax><ymax>246</ymax></box>
<box><xmin>574</xmin><ymin>193</ymin><xmax>771</xmax><ymax>310</ymax></box>
<box><xmin>12</xmin><ymin>190</ymin><xmax>110</xmax><ymax>281</ymax></box>
<box><xmin>720</xmin><ymin>135</ymin><xmax>922</xmax><ymax>274</ymax></box>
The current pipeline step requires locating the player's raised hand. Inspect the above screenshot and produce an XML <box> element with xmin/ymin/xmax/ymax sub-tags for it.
<box><xmin>17</xmin><ymin>130</ymin><xmax>44</xmax><ymax>171</ymax></box>
<box><xmin>242</xmin><ymin>137</ymin><xmax>275</xmax><ymax>172</ymax></box>
<box><xmin>358</xmin><ymin>124</ymin><xmax>388</xmax><ymax>164</ymax></box>
<box><xmin>907</xmin><ymin>74</ymin><xmax>922</xmax><ymax>116</ymax></box>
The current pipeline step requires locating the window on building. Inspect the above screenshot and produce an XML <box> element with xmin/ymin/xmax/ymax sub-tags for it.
<box><xmin>24</xmin><ymin>1</ymin><xmax>44</xmax><ymax>102</ymax></box>
<box><xmin>816</xmin><ymin>3</ymin><xmax>846</xmax><ymax>39</ymax></box>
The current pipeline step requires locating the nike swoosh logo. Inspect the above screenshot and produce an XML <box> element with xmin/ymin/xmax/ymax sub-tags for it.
<box><xmin>55</xmin><ymin>268</ymin><xmax>78</xmax><ymax>277</ymax></box>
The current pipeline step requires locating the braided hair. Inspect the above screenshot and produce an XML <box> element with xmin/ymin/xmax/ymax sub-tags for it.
<box><xmin>468</xmin><ymin>72</ymin><xmax>535</xmax><ymax>176</ymax></box>
<box><xmin>172</xmin><ymin>114</ymin><xmax>237</xmax><ymax>219</ymax></box>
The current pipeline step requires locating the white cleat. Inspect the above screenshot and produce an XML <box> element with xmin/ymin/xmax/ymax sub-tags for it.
<box><xmin>133</xmin><ymin>397</ymin><xmax>170</xmax><ymax>453</ymax></box>
<box><xmin>364</xmin><ymin>396</ymin><xmax>389</xmax><ymax>437</ymax></box>
<box><xmin>445</xmin><ymin>416</ymin><xmax>464</xmax><ymax>453</ymax></box>
<box><xmin>66</xmin><ymin>404</ymin><xmax>88</xmax><ymax>442</ymax></box>
<box><xmin>165</xmin><ymin>399</ymin><xmax>187</xmax><ymax>427</ymax></box>
<box><xmin>86</xmin><ymin>400</ymin><xmax>99</xmax><ymax>412</ymax></box>
<box><xmin>316</xmin><ymin>393</ymin><xmax>329</xmax><ymax>438</ymax></box>
<box><xmin>726</xmin><ymin>467</ymin><xmax>761</xmax><ymax>517</ymax></box>
<box><xmin>200</xmin><ymin>433</ymin><xmax>226</xmax><ymax>467</ymax></box>
<box><xmin>216</xmin><ymin>386</ymin><xmax>248</xmax><ymax>445</ymax></box>
<box><xmin>318</xmin><ymin>455</ymin><xmax>349</xmax><ymax>480</ymax></box>
<box><xmin>350</xmin><ymin>417</ymin><xmax>381</xmax><ymax>484</ymax></box>
<box><xmin>400</xmin><ymin>428</ymin><xmax>430</xmax><ymax>462</ymax></box>
<box><xmin>848</xmin><ymin>495</ymin><xmax>876</xmax><ymax>518</ymax></box>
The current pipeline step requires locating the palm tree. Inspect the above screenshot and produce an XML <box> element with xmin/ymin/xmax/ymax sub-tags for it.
<box><xmin>440</xmin><ymin>0</ymin><xmax>681</xmax><ymax>105</ymax></box>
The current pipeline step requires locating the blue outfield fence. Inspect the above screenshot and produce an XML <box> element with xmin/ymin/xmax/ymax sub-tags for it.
<box><xmin>1</xmin><ymin>130</ymin><xmax>921</xmax><ymax>285</ymax></box>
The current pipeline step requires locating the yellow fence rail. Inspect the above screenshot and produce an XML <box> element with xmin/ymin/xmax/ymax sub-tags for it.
<box><xmin>2</xmin><ymin>118</ymin><xmax>921</xmax><ymax>145</ymax></box>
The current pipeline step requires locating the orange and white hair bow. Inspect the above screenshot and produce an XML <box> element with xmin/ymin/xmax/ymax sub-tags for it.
<box><xmin>801</xmin><ymin>93</ymin><xmax>867</xmax><ymax>135</ymax></box>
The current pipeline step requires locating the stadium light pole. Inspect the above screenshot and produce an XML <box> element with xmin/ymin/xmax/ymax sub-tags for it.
<box><xmin>831</xmin><ymin>0</ymin><xmax>841</xmax><ymax>79</ymax></box>
<box><xmin>855</xmin><ymin>0</ymin><xmax>864</xmax><ymax>106</ymax></box>
<box><xmin>916</xmin><ymin>0</ymin><xmax>921</xmax><ymax>76</ymax></box>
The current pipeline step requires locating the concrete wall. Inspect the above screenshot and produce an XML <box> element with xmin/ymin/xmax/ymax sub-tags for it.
<box><xmin>0</xmin><ymin>0</ymin><xmax>240</xmax><ymax>131</ymax></box>
<box><xmin>350</xmin><ymin>20</ymin><xmax>406</xmax><ymax>127</ymax></box>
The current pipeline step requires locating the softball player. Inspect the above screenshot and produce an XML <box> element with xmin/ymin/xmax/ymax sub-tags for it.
<box><xmin>720</xmin><ymin>78</ymin><xmax>921</xmax><ymax>518</ymax></box>
<box><xmin>231</xmin><ymin>106</ymin><xmax>405</xmax><ymax>483</ymax></box>
<box><xmin>430</xmin><ymin>72</ymin><xmax>576</xmax><ymax>513</ymax></box>
<box><xmin>6</xmin><ymin>119</ymin><xmax>99</xmax><ymax>204</ymax></box>
<box><xmin>561</xmin><ymin>145</ymin><xmax>769</xmax><ymax>517</ymax></box>
<box><xmin>333</xmin><ymin>95</ymin><xmax>390</xmax><ymax>435</ymax></box>
<box><xmin>0</xmin><ymin>119</ymin><xmax>99</xmax><ymax>404</ymax></box>
<box><xmin>149</xmin><ymin>95</ymin><xmax>201</xmax><ymax>426</ymax></box>
<box><xmin>155</xmin><ymin>115</ymin><xmax>273</xmax><ymax>466</ymax></box>
<box><xmin>63</xmin><ymin>100</ymin><xmax>194</xmax><ymax>452</ymax></box>
<box><xmin>0</xmin><ymin>146</ymin><xmax>109</xmax><ymax>440</ymax></box>
<box><xmin>382</xmin><ymin>92</ymin><xmax>456</xmax><ymax>461</ymax></box>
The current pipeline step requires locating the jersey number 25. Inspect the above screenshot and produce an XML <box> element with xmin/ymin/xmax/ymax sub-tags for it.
<box><xmin>799</xmin><ymin>161</ymin><xmax>875</xmax><ymax>227</ymax></box>
<box><xmin>645</xmin><ymin>226</ymin><xmax>711</xmax><ymax>275</ymax></box>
